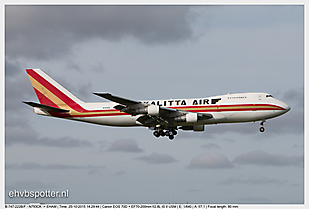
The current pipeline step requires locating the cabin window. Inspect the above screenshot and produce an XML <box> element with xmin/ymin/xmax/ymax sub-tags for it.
<box><xmin>266</xmin><ymin>95</ymin><xmax>274</xmax><ymax>98</ymax></box>
<box><xmin>227</xmin><ymin>96</ymin><xmax>246</xmax><ymax>99</ymax></box>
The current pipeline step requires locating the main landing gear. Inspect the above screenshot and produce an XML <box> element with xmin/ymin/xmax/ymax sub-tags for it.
<box><xmin>153</xmin><ymin>129</ymin><xmax>177</xmax><ymax>140</ymax></box>
<box><xmin>259</xmin><ymin>121</ymin><xmax>265</xmax><ymax>132</ymax></box>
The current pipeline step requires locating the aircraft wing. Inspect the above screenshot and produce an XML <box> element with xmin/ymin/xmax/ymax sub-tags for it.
<box><xmin>22</xmin><ymin>101</ymin><xmax>70</xmax><ymax>112</ymax></box>
<box><xmin>93</xmin><ymin>93</ymin><xmax>140</xmax><ymax>106</ymax></box>
<box><xmin>94</xmin><ymin>93</ymin><xmax>213</xmax><ymax>128</ymax></box>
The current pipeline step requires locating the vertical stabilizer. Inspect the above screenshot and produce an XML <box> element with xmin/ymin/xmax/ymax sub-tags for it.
<box><xmin>26</xmin><ymin>69</ymin><xmax>85</xmax><ymax>111</ymax></box>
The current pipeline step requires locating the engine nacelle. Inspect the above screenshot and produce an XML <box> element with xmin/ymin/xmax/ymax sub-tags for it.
<box><xmin>174</xmin><ymin>113</ymin><xmax>198</xmax><ymax>123</ymax></box>
<box><xmin>133</xmin><ymin>105</ymin><xmax>160</xmax><ymax>116</ymax></box>
<box><xmin>180</xmin><ymin>125</ymin><xmax>204</xmax><ymax>132</ymax></box>
<box><xmin>186</xmin><ymin>113</ymin><xmax>198</xmax><ymax>123</ymax></box>
<box><xmin>147</xmin><ymin>105</ymin><xmax>160</xmax><ymax>116</ymax></box>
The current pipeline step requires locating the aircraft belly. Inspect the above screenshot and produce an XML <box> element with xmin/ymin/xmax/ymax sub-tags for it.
<box><xmin>197</xmin><ymin>110</ymin><xmax>286</xmax><ymax>125</ymax></box>
<box><xmin>69</xmin><ymin>110</ymin><xmax>284</xmax><ymax>127</ymax></box>
<box><xmin>240</xmin><ymin>111</ymin><xmax>284</xmax><ymax>121</ymax></box>
<box><xmin>212</xmin><ymin>111</ymin><xmax>284</xmax><ymax>123</ymax></box>
<box><xmin>71</xmin><ymin>116</ymin><xmax>139</xmax><ymax>127</ymax></box>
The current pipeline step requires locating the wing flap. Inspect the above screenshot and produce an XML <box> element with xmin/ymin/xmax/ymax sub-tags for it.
<box><xmin>137</xmin><ymin>115</ymin><xmax>160</xmax><ymax>127</ymax></box>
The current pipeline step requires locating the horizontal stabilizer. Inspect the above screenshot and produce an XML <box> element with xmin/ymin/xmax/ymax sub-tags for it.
<box><xmin>22</xmin><ymin>101</ymin><xmax>70</xmax><ymax>112</ymax></box>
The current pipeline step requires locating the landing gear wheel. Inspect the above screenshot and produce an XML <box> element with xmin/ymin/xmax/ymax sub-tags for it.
<box><xmin>259</xmin><ymin>120</ymin><xmax>266</xmax><ymax>133</ymax></box>
<box><xmin>159</xmin><ymin>130</ymin><xmax>165</xmax><ymax>137</ymax></box>
<box><xmin>172</xmin><ymin>130</ymin><xmax>177</xmax><ymax>135</ymax></box>
<box><xmin>153</xmin><ymin>131</ymin><xmax>160</xmax><ymax>138</ymax></box>
<box><xmin>169</xmin><ymin>135</ymin><xmax>174</xmax><ymax>140</ymax></box>
<box><xmin>259</xmin><ymin>127</ymin><xmax>265</xmax><ymax>132</ymax></box>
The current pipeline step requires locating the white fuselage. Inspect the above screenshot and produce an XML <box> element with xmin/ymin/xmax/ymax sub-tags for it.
<box><xmin>42</xmin><ymin>92</ymin><xmax>289</xmax><ymax>127</ymax></box>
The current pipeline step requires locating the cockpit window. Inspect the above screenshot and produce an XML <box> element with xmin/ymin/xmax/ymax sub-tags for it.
<box><xmin>266</xmin><ymin>95</ymin><xmax>274</xmax><ymax>98</ymax></box>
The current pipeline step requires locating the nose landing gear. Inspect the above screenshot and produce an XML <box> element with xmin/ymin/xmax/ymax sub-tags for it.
<box><xmin>259</xmin><ymin>121</ymin><xmax>265</xmax><ymax>132</ymax></box>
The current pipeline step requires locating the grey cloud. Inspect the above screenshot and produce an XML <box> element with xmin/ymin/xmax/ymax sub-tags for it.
<box><xmin>114</xmin><ymin>171</ymin><xmax>125</xmax><ymax>176</ymax></box>
<box><xmin>233</xmin><ymin>150</ymin><xmax>303</xmax><ymax>167</ymax></box>
<box><xmin>65</xmin><ymin>60</ymin><xmax>105</xmax><ymax>75</ymax></box>
<box><xmin>86</xmin><ymin>165</ymin><xmax>106</xmax><ymax>175</ymax></box>
<box><xmin>37</xmin><ymin>136</ymin><xmax>93</xmax><ymax>148</ymax></box>
<box><xmin>178</xmin><ymin>123</ymin><xmax>258</xmax><ymax>140</ymax></box>
<box><xmin>5</xmin><ymin>115</ymin><xmax>93</xmax><ymax>148</ymax></box>
<box><xmin>202</xmin><ymin>143</ymin><xmax>221</xmax><ymax>149</ymax></box>
<box><xmin>88</xmin><ymin>62</ymin><xmax>105</xmax><ymax>74</ymax></box>
<box><xmin>108</xmin><ymin>138</ymin><xmax>143</xmax><ymax>153</ymax></box>
<box><xmin>6</xmin><ymin>180</ymin><xmax>57</xmax><ymax>191</ymax></box>
<box><xmin>205</xmin><ymin>123</ymin><xmax>257</xmax><ymax>136</ymax></box>
<box><xmin>6</xmin><ymin>162</ymin><xmax>105</xmax><ymax>173</ymax></box>
<box><xmin>5</xmin><ymin>59</ymin><xmax>22</xmax><ymax>77</ymax></box>
<box><xmin>6</xmin><ymin>5</ymin><xmax>195</xmax><ymax>60</ymax></box>
<box><xmin>265</xmin><ymin>108</ymin><xmax>304</xmax><ymax>135</ymax></box>
<box><xmin>5</xmin><ymin>123</ymin><xmax>37</xmax><ymax>146</ymax></box>
<box><xmin>188</xmin><ymin>153</ymin><xmax>234</xmax><ymax>169</ymax></box>
<box><xmin>207</xmin><ymin>5</ymin><xmax>303</xmax><ymax>30</ymax></box>
<box><xmin>223</xmin><ymin>138</ymin><xmax>236</xmax><ymax>143</ymax></box>
<box><xmin>292</xmin><ymin>144</ymin><xmax>303</xmax><ymax>148</ymax></box>
<box><xmin>180</xmin><ymin>111</ymin><xmax>303</xmax><ymax>139</ymax></box>
<box><xmin>281</xmin><ymin>87</ymin><xmax>304</xmax><ymax>110</ymax></box>
<box><xmin>6</xmin><ymin>123</ymin><xmax>93</xmax><ymax>148</ymax></box>
<box><xmin>5</xmin><ymin>61</ymin><xmax>36</xmax><ymax>113</ymax></box>
<box><xmin>6</xmin><ymin>162</ymin><xmax>84</xmax><ymax>170</ymax></box>
<box><xmin>135</xmin><ymin>152</ymin><xmax>177</xmax><ymax>164</ymax></box>
<box><xmin>185</xmin><ymin>189</ymin><xmax>203</xmax><ymax>193</ymax></box>
<box><xmin>218</xmin><ymin>175</ymin><xmax>288</xmax><ymax>185</ymax></box>
<box><xmin>239</xmin><ymin>196</ymin><xmax>271</xmax><ymax>203</ymax></box>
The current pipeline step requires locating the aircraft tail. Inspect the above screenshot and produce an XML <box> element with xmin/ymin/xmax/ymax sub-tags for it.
<box><xmin>25</xmin><ymin>69</ymin><xmax>85</xmax><ymax>112</ymax></box>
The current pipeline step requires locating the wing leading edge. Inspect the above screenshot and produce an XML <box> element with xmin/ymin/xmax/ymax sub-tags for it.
<box><xmin>93</xmin><ymin>93</ymin><xmax>140</xmax><ymax>106</ymax></box>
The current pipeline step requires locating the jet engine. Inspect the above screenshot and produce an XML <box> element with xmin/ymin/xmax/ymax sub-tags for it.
<box><xmin>134</xmin><ymin>105</ymin><xmax>160</xmax><ymax>116</ymax></box>
<box><xmin>174</xmin><ymin>113</ymin><xmax>198</xmax><ymax>123</ymax></box>
<box><xmin>147</xmin><ymin>105</ymin><xmax>160</xmax><ymax>116</ymax></box>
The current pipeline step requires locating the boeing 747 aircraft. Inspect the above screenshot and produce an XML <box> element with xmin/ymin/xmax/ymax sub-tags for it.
<box><xmin>23</xmin><ymin>69</ymin><xmax>290</xmax><ymax>140</ymax></box>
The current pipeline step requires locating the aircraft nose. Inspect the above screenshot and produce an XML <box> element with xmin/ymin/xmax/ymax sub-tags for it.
<box><xmin>284</xmin><ymin>104</ymin><xmax>291</xmax><ymax>112</ymax></box>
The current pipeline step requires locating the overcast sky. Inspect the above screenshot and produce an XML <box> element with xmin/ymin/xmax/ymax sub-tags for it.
<box><xmin>4</xmin><ymin>4</ymin><xmax>305</xmax><ymax>205</ymax></box>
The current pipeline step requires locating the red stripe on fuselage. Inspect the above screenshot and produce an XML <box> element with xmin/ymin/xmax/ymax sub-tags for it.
<box><xmin>49</xmin><ymin>104</ymin><xmax>284</xmax><ymax>118</ymax></box>
<box><xmin>172</xmin><ymin>103</ymin><xmax>285</xmax><ymax>110</ymax></box>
